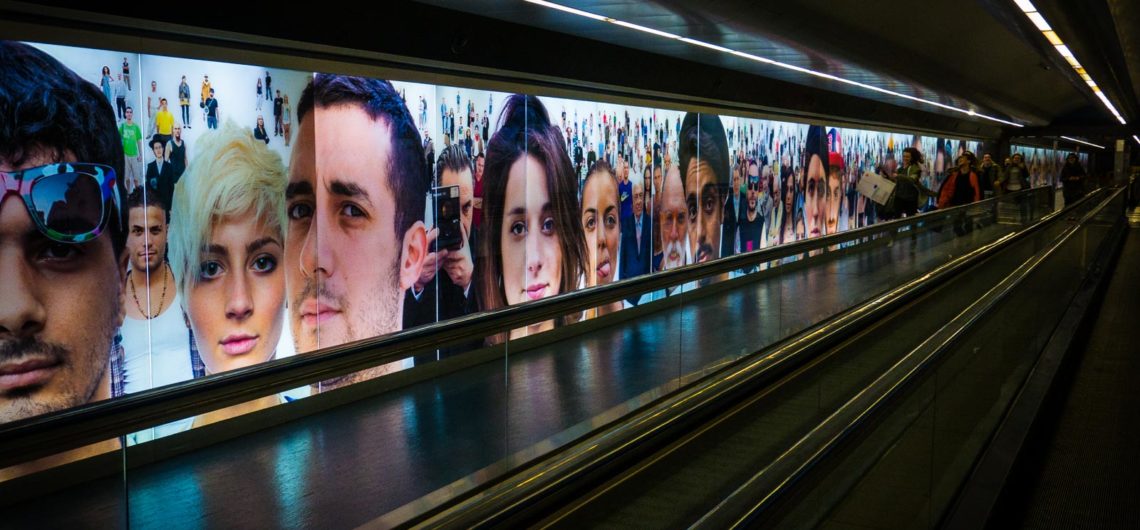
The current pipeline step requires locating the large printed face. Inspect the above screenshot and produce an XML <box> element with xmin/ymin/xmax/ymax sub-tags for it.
<box><xmin>581</xmin><ymin>170</ymin><xmax>619</xmax><ymax>286</ymax></box>
<box><xmin>826</xmin><ymin>167</ymin><xmax>842</xmax><ymax>235</ymax></box>
<box><xmin>804</xmin><ymin>154</ymin><xmax>825</xmax><ymax>238</ymax></box>
<box><xmin>187</xmin><ymin>213</ymin><xmax>285</xmax><ymax>375</ymax></box>
<box><xmin>285</xmin><ymin>105</ymin><xmax>417</xmax><ymax>354</ymax></box>
<box><xmin>659</xmin><ymin>165</ymin><xmax>688</xmax><ymax>270</ymax></box>
<box><xmin>0</xmin><ymin>149</ymin><xmax>125</xmax><ymax>423</ymax></box>
<box><xmin>684</xmin><ymin>158</ymin><xmax>722</xmax><ymax>264</ymax></box>
<box><xmin>501</xmin><ymin>156</ymin><xmax>562</xmax><ymax>304</ymax></box>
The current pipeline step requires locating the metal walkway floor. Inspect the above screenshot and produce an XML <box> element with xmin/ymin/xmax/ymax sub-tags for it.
<box><xmin>988</xmin><ymin>227</ymin><xmax>1140</xmax><ymax>529</ymax></box>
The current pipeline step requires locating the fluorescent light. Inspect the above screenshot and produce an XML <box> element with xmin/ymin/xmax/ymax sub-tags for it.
<box><xmin>1013</xmin><ymin>1</ymin><xmax>1128</xmax><ymax>125</ymax></box>
<box><xmin>1060</xmin><ymin>136</ymin><xmax>1104</xmax><ymax>149</ymax></box>
<box><xmin>679</xmin><ymin>37</ymin><xmax>733</xmax><ymax>53</ymax></box>
<box><xmin>524</xmin><ymin>0</ymin><xmax>606</xmax><ymax>21</ymax></box>
<box><xmin>1133</xmin><ymin>135</ymin><xmax>1140</xmax><ymax>147</ymax></box>
<box><xmin>1027</xmin><ymin>12</ymin><xmax>1052</xmax><ymax>31</ymax></box>
<box><xmin>609</xmin><ymin>19</ymin><xmax>682</xmax><ymax>40</ymax></box>
<box><xmin>1014</xmin><ymin>0</ymin><xmax>1038</xmax><ymax>12</ymax></box>
<box><xmin>525</xmin><ymin>0</ymin><xmax>1023</xmax><ymax>127</ymax></box>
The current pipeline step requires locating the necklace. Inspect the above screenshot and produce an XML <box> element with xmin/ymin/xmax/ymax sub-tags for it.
<box><xmin>129</xmin><ymin>264</ymin><xmax>168</xmax><ymax>320</ymax></box>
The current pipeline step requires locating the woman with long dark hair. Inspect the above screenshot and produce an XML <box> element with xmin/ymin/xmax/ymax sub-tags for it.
<box><xmin>883</xmin><ymin>146</ymin><xmax>925</xmax><ymax>219</ymax></box>
<box><xmin>479</xmin><ymin>94</ymin><xmax>587</xmax><ymax>342</ymax></box>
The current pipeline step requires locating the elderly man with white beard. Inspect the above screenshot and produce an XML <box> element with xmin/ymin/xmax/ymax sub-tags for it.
<box><xmin>656</xmin><ymin>164</ymin><xmax>689</xmax><ymax>272</ymax></box>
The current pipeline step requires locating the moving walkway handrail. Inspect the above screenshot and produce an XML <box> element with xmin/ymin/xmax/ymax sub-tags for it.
<box><xmin>689</xmin><ymin>187</ymin><xmax>1125</xmax><ymax>529</ymax></box>
<box><xmin>0</xmin><ymin>187</ymin><xmax>1051</xmax><ymax>470</ymax></box>
<box><xmin>393</xmin><ymin>187</ymin><xmax>1097</xmax><ymax>528</ymax></box>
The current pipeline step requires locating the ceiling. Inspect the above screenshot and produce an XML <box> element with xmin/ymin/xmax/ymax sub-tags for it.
<box><xmin>13</xmin><ymin>0</ymin><xmax>1140</xmax><ymax>142</ymax></box>
<box><xmin>419</xmin><ymin>0</ymin><xmax>1140</xmax><ymax>137</ymax></box>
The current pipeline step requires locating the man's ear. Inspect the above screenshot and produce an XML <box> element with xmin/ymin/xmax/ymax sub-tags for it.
<box><xmin>399</xmin><ymin>221</ymin><xmax>428</xmax><ymax>291</ymax></box>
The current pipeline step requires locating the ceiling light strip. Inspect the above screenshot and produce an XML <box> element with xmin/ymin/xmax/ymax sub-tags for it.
<box><xmin>524</xmin><ymin>0</ymin><xmax>1022</xmax><ymax>127</ymax></box>
<box><xmin>1059</xmin><ymin>135</ymin><xmax>1105</xmax><ymax>149</ymax></box>
<box><xmin>1014</xmin><ymin>0</ymin><xmax>1127</xmax><ymax>125</ymax></box>
<box><xmin>1133</xmin><ymin>135</ymin><xmax>1140</xmax><ymax>147</ymax></box>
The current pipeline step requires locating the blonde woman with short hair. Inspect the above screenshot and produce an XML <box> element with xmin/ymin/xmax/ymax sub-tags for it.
<box><xmin>169</xmin><ymin>120</ymin><xmax>288</xmax><ymax>427</ymax></box>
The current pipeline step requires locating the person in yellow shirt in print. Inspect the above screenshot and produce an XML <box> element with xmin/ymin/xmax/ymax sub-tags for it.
<box><xmin>200</xmin><ymin>74</ymin><xmax>211</xmax><ymax>122</ymax></box>
<box><xmin>154</xmin><ymin>98</ymin><xmax>175</xmax><ymax>146</ymax></box>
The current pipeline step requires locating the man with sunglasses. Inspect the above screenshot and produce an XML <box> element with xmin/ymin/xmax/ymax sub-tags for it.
<box><xmin>739</xmin><ymin>161</ymin><xmax>765</xmax><ymax>254</ymax></box>
<box><xmin>0</xmin><ymin>42</ymin><xmax>129</xmax><ymax>432</ymax></box>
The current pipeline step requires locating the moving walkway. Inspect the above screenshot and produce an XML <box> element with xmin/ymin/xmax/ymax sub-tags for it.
<box><xmin>3</xmin><ymin>186</ymin><xmax>1124</xmax><ymax>529</ymax></box>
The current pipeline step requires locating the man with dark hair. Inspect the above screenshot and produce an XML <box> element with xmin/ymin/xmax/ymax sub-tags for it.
<box><xmin>118</xmin><ymin>187</ymin><xmax>196</xmax><ymax>441</ymax></box>
<box><xmin>678</xmin><ymin>112</ymin><xmax>731</xmax><ymax>265</ymax></box>
<box><xmin>723</xmin><ymin>155</ymin><xmax>744</xmax><ymax>256</ymax></box>
<box><xmin>287</xmin><ymin>74</ymin><xmax>428</xmax><ymax>391</ymax></box>
<box><xmin>0</xmin><ymin>42</ymin><xmax>129</xmax><ymax>437</ymax></box>
<box><xmin>618</xmin><ymin>157</ymin><xmax>633</xmax><ymax>221</ymax></box>
<box><xmin>119</xmin><ymin>106</ymin><xmax>144</xmax><ymax>191</ymax></box>
<box><xmin>204</xmin><ymin>88</ymin><xmax>219</xmax><ymax>130</ymax></box>
<box><xmin>145</xmin><ymin>137</ymin><xmax>176</xmax><ymax>214</ymax></box>
<box><xmin>472</xmin><ymin>152</ymin><xmax>485</xmax><ymax>234</ymax></box>
<box><xmin>423</xmin><ymin>132</ymin><xmax>435</xmax><ymax>179</ymax></box>
<box><xmin>272</xmin><ymin>89</ymin><xmax>284</xmax><ymax>137</ymax></box>
<box><xmin>979</xmin><ymin>153</ymin><xmax>1001</xmax><ymax>199</ymax></box>
<box><xmin>404</xmin><ymin>145</ymin><xmax>480</xmax><ymax>356</ymax></box>
<box><xmin>1060</xmin><ymin>152</ymin><xmax>1086</xmax><ymax>204</ymax></box>
<box><xmin>113</xmin><ymin>73</ymin><xmax>129</xmax><ymax>120</ymax></box>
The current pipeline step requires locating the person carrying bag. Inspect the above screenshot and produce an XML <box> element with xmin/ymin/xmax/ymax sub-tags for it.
<box><xmin>885</xmin><ymin>146</ymin><xmax>926</xmax><ymax>219</ymax></box>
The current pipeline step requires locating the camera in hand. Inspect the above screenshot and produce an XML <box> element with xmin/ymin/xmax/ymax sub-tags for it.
<box><xmin>432</xmin><ymin>185</ymin><xmax>463</xmax><ymax>251</ymax></box>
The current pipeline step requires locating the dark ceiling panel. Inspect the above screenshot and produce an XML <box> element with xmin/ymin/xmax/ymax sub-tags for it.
<box><xmin>17</xmin><ymin>0</ymin><xmax>1139</xmax><ymax>137</ymax></box>
<box><xmin>7</xmin><ymin>0</ymin><xmax>1004</xmax><ymax>137</ymax></box>
<box><xmin>420</xmin><ymin>0</ymin><xmax>1137</xmax><ymax>132</ymax></box>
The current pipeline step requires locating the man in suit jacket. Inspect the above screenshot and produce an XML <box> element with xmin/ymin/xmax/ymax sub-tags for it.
<box><xmin>721</xmin><ymin>161</ymin><xmax>746</xmax><ymax>259</ymax></box>
<box><xmin>144</xmin><ymin>137</ymin><xmax>176</xmax><ymax>213</ymax></box>
<box><xmin>620</xmin><ymin>179</ymin><xmax>652</xmax><ymax>305</ymax></box>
